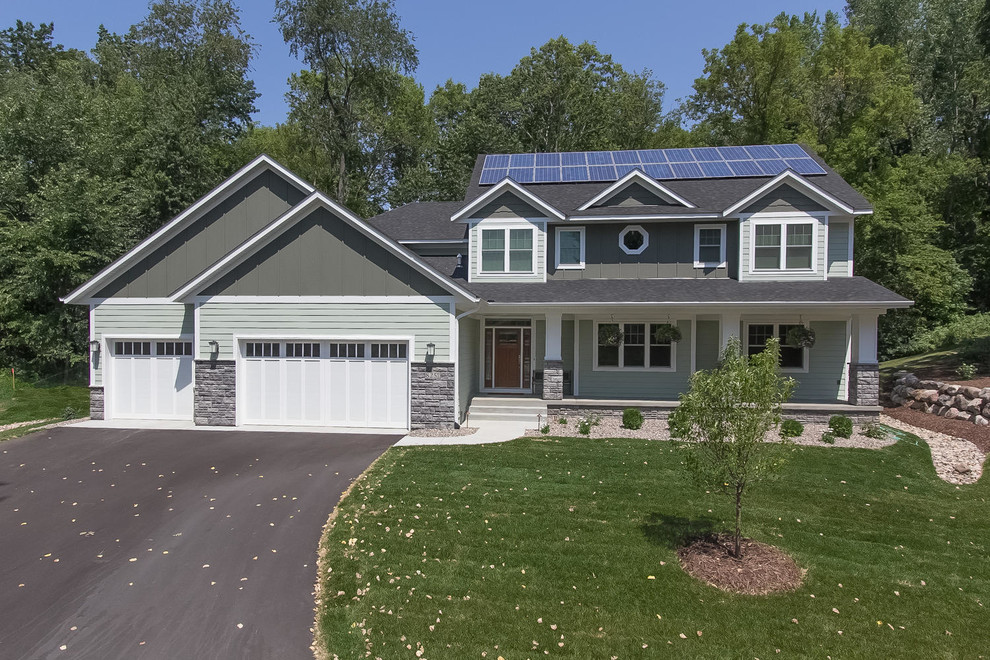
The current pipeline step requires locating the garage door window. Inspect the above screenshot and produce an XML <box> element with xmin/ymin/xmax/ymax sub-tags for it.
<box><xmin>286</xmin><ymin>342</ymin><xmax>320</xmax><ymax>357</ymax></box>
<box><xmin>114</xmin><ymin>341</ymin><xmax>152</xmax><ymax>356</ymax></box>
<box><xmin>246</xmin><ymin>342</ymin><xmax>280</xmax><ymax>357</ymax></box>
<box><xmin>156</xmin><ymin>341</ymin><xmax>193</xmax><ymax>356</ymax></box>
<box><xmin>329</xmin><ymin>343</ymin><xmax>365</xmax><ymax>358</ymax></box>
<box><xmin>371</xmin><ymin>343</ymin><xmax>407</xmax><ymax>359</ymax></box>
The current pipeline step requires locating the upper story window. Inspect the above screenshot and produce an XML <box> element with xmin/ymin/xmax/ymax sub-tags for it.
<box><xmin>555</xmin><ymin>227</ymin><xmax>585</xmax><ymax>269</ymax></box>
<box><xmin>753</xmin><ymin>218</ymin><xmax>816</xmax><ymax>271</ymax></box>
<box><xmin>694</xmin><ymin>224</ymin><xmax>726</xmax><ymax>268</ymax></box>
<box><xmin>481</xmin><ymin>227</ymin><xmax>534</xmax><ymax>273</ymax></box>
<box><xmin>619</xmin><ymin>225</ymin><xmax>649</xmax><ymax>255</ymax></box>
<box><xmin>746</xmin><ymin>323</ymin><xmax>806</xmax><ymax>370</ymax></box>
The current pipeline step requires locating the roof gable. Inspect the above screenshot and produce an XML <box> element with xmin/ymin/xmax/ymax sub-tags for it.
<box><xmin>741</xmin><ymin>183</ymin><xmax>827</xmax><ymax>214</ymax></box>
<box><xmin>64</xmin><ymin>155</ymin><xmax>314</xmax><ymax>303</ymax></box>
<box><xmin>722</xmin><ymin>170</ymin><xmax>857</xmax><ymax>216</ymax></box>
<box><xmin>451</xmin><ymin>177</ymin><xmax>564</xmax><ymax>221</ymax></box>
<box><xmin>578</xmin><ymin>169</ymin><xmax>695</xmax><ymax>210</ymax></box>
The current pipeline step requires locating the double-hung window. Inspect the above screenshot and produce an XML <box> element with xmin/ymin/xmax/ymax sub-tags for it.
<box><xmin>753</xmin><ymin>218</ymin><xmax>816</xmax><ymax>271</ymax></box>
<box><xmin>694</xmin><ymin>224</ymin><xmax>726</xmax><ymax>267</ymax></box>
<box><xmin>480</xmin><ymin>227</ymin><xmax>534</xmax><ymax>273</ymax></box>
<box><xmin>746</xmin><ymin>323</ymin><xmax>806</xmax><ymax>370</ymax></box>
<box><xmin>555</xmin><ymin>227</ymin><xmax>585</xmax><ymax>269</ymax></box>
<box><xmin>595</xmin><ymin>322</ymin><xmax>675</xmax><ymax>370</ymax></box>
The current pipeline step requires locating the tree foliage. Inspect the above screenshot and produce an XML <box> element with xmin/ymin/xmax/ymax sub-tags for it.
<box><xmin>669</xmin><ymin>338</ymin><xmax>796</xmax><ymax>558</ymax></box>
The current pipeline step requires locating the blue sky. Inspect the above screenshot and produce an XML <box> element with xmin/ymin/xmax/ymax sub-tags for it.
<box><xmin>2</xmin><ymin>0</ymin><xmax>848</xmax><ymax>125</ymax></box>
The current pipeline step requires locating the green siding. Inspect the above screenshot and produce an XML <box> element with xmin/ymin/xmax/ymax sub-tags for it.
<box><xmin>576</xmin><ymin>319</ymin><xmax>692</xmax><ymax>399</ymax></box>
<box><xmin>202</xmin><ymin>207</ymin><xmax>447</xmax><ymax>297</ymax></box>
<box><xmin>198</xmin><ymin>301</ymin><xmax>452</xmax><ymax>362</ymax></box>
<box><xmin>827</xmin><ymin>221</ymin><xmax>851</xmax><ymax>277</ymax></box>
<box><xmin>790</xmin><ymin>320</ymin><xmax>848</xmax><ymax>402</ymax></box>
<box><xmin>548</xmin><ymin>222</ymin><xmax>735</xmax><ymax>280</ymax></box>
<box><xmin>695</xmin><ymin>320</ymin><xmax>720</xmax><ymax>371</ymax></box>
<box><xmin>469</xmin><ymin>218</ymin><xmax>546</xmax><ymax>283</ymax></box>
<box><xmin>742</xmin><ymin>184</ymin><xmax>827</xmax><ymax>214</ymax></box>
<box><xmin>96</xmin><ymin>169</ymin><xmax>307</xmax><ymax>298</ymax></box>
<box><xmin>91</xmin><ymin>304</ymin><xmax>194</xmax><ymax>386</ymax></box>
<box><xmin>457</xmin><ymin>317</ymin><xmax>481</xmax><ymax>422</ymax></box>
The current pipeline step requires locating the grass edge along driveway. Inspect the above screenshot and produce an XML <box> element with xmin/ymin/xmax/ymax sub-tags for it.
<box><xmin>314</xmin><ymin>435</ymin><xmax>989</xmax><ymax>659</ymax></box>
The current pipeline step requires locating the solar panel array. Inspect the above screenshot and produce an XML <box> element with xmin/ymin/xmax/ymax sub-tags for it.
<box><xmin>479</xmin><ymin>144</ymin><xmax>826</xmax><ymax>185</ymax></box>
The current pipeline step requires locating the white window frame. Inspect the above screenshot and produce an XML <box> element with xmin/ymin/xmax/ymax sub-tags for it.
<box><xmin>592</xmin><ymin>320</ymin><xmax>677</xmax><ymax>372</ymax></box>
<box><xmin>478</xmin><ymin>225</ymin><xmax>536</xmax><ymax>275</ymax></box>
<box><xmin>744</xmin><ymin>321</ymin><xmax>810</xmax><ymax>373</ymax></box>
<box><xmin>618</xmin><ymin>225</ymin><xmax>649</xmax><ymax>256</ymax></box>
<box><xmin>554</xmin><ymin>226</ymin><xmax>586</xmax><ymax>270</ymax></box>
<box><xmin>748</xmin><ymin>214</ymin><xmax>822</xmax><ymax>273</ymax></box>
<box><xmin>693</xmin><ymin>223</ymin><xmax>727</xmax><ymax>268</ymax></box>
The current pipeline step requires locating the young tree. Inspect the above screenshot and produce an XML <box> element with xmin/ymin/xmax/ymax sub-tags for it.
<box><xmin>668</xmin><ymin>337</ymin><xmax>796</xmax><ymax>558</ymax></box>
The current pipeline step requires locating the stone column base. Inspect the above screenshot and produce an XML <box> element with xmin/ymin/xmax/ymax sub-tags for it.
<box><xmin>89</xmin><ymin>386</ymin><xmax>105</xmax><ymax>420</ymax></box>
<box><xmin>194</xmin><ymin>360</ymin><xmax>236</xmax><ymax>426</ymax></box>
<box><xmin>849</xmin><ymin>363</ymin><xmax>880</xmax><ymax>406</ymax></box>
<box><xmin>411</xmin><ymin>362</ymin><xmax>455</xmax><ymax>429</ymax></box>
<box><xmin>542</xmin><ymin>360</ymin><xmax>564</xmax><ymax>401</ymax></box>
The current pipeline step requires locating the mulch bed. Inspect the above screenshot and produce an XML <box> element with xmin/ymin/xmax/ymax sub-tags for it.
<box><xmin>677</xmin><ymin>534</ymin><xmax>804</xmax><ymax>596</ymax></box>
<box><xmin>883</xmin><ymin>404</ymin><xmax>990</xmax><ymax>455</ymax></box>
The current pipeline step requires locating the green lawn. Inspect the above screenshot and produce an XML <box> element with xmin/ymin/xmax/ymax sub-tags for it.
<box><xmin>316</xmin><ymin>435</ymin><xmax>989</xmax><ymax>659</ymax></box>
<box><xmin>0</xmin><ymin>371</ymin><xmax>89</xmax><ymax>432</ymax></box>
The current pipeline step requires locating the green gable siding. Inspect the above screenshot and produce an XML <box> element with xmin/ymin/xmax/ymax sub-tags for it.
<box><xmin>790</xmin><ymin>320</ymin><xmax>848</xmax><ymax>402</ymax></box>
<box><xmin>198</xmin><ymin>301</ymin><xmax>452</xmax><ymax>362</ymax></box>
<box><xmin>90</xmin><ymin>303</ymin><xmax>193</xmax><ymax>386</ymax></box>
<box><xmin>827</xmin><ymin>221</ymin><xmax>851</xmax><ymax>277</ymax></box>
<box><xmin>695</xmin><ymin>320</ymin><xmax>720</xmax><ymax>371</ymax></box>
<box><xmin>742</xmin><ymin>184</ymin><xmax>827</xmax><ymax>214</ymax></box>
<box><xmin>96</xmin><ymin>169</ymin><xmax>307</xmax><ymax>298</ymax></box>
<box><xmin>457</xmin><ymin>317</ymin><xmax>481</xmax><ymax>422</ymax></box>
<box><xmin>201</xmin><ymin>207</ymin><xmax>447</xmax><ymax>297</ymax></box>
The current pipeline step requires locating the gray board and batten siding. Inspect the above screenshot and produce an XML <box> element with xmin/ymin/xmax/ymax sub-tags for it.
<box><xmin>547</xmin><ymin>222</ymin><xmax>738</xmax><ymax>279</ymax></box>
<box><xmin>200</xmin><ymin>206</ymin><xmax>448</xmax><ymax>297</ymax></box>
<box><xmin>593</xmin><ymin>182</ymin><xmax>681</xmax><ymax>208</ymax></box>
<box><xmin>472</xmin><ymin>192</ymin><xmax>549</xmax><ymax>219</ymax></box>
<box><xmin>827</xmin><ymin>221</ymin><xmax>851</xmax><ymax>277</ymax></box>
<box><xmin>96</xmin><ymin>169</ymin><xmax>308</xmax><ymax>298</ymax></box>
<box><xmin>740</xmin><ymin>183</ymin><xmax>828</xmax><ymax>214</ymax></box>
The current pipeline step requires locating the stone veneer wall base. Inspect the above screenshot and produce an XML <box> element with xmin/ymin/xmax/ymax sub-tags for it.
<box><xmin>89</xmin><ymin>386</ymin><xmax>105</xmax><ymax>420</ymax></box>
<box><xmin>542</xmin><ymin>360</ymin><xmax>564</xmax><ymax>401</ymax></box>
<box><xmin>547</xmin><ymin>403</ymin><xmax>879</xmax><ymax>425</ymax></box>
<box><xmin>194</xmin><ymin>360</ymin><xmax>236</xmax><ymax>426</ymax></box>
<box><xmin>849</xmin><ymin>363</ymin><xmax>880</xmax><ymax>406</ymax></box>
<box><xmin>411</xmin><ymin>362</ymin><xmax>455</xmax><ymax>429</ymax></box>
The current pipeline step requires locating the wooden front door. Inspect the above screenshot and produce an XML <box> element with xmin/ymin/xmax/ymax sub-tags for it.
<box><xmin>493</xmin><ymin>329</ymin><xmax>522</xmax><ymax>388</ymax></box>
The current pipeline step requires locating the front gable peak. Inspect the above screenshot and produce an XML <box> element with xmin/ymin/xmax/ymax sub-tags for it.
<box><xmin>451</xmin><ymin>177</ymin><xmax>564</xmax><ymax>222</ymax></box>
<box><xmin>578</xmin><ymin>169</ymin><xmax>696</xmax><ymax>211</ymax></box>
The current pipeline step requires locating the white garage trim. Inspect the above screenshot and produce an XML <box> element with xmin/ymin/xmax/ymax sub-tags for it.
<box><xmin>103</xmin><ymin>334</ymin><xmax>195</xmax><ymax>421</ymax></box>
<box><xmin>233</xmin><ymin>333</ymin><xmax>415</xmax><ymax>430</ymax></box>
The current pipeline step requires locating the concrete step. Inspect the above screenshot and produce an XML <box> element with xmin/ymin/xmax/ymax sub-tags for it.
<box><xmin>469</xmin><ymin>396</ymin><xmax>548</xmax><ymax>408</ymax></box>
<box><xmin>468</xmin><ymin>410</ymin><xmax>547</xmax><ymax>423</ymax></box>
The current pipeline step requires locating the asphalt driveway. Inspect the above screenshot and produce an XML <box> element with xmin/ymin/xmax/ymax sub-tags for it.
<box><xmin>0</xmin><ymin>426</ymin><xmax>398</xmax><ymax>660</ymax></box>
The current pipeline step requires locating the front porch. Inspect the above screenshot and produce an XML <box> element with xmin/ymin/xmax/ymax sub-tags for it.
<box><xmin>457</xmin><ymin>306</ymin><xmax>883</xmax><ymax>425</ymax></box>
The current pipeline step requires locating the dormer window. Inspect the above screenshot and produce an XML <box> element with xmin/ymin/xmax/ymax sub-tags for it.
<box><xmin>619</xmin><ymin>225</ymin><xmax>649</xmax><ymax>255</ymax></box>
<box><xmin>752</xmin><ymin>218</ymin><xmax>816</xmax><ymax>271</ymax></box>
<box><xmin>481</xmin><ymin>227</ymin><xmax>534</xmax><ymax>273</ymax></box>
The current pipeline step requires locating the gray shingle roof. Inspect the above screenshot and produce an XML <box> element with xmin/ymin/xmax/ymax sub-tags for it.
<box><xmin>367</xmin><ymin>201</ymin><xmax>468</xmax><ymax>241</ymax></box>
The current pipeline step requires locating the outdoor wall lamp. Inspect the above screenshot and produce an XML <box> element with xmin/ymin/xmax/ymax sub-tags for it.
<box><xmin>426</xmin><ymin>342</ymin><xmax>436</xmax><ymax>358</ymax></box>
<box><xmin>89</xmin><ymin>339</ymin><xmax>100</xmax><ymax>353</ymax></box>
<box><xmin>208</xmin><ymin>340</ymin><xmax>219</xmax><ymax>353</ymax></box>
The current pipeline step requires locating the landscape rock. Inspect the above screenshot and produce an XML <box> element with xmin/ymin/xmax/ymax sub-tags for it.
<box><xmin>974</xmin><ymin>415</ymin><xmax>989</xmax><ymax>426</ymax></box>
<box><xmin>893</xmin><ymin>373</ymin><xmax>990</xmax><ymax>429</ymax></box>
<box><xmin>954</xmin><ymin>463</ymin><xmax>971</xmax><ymax>474</ymax></box>
<box><xmin>965</xmin><ymin>398</ymin><xmax>984</xmax><ymax>415</ymax></box>
<box><xmin>943</xmin><ymin>385</ymin><xmax>961</xmax><ymax>396</ymax></box>
<box><xmin>961</xmin><ymin>386</ymin><xmax>982</xmax><ymax>399</ymax></box>
<box><xmin>919</xmin><ymin>380</ymin><xmax>941</xmax><ymax>390</ymax></box>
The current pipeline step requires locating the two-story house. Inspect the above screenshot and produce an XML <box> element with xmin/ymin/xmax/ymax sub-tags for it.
<box><xmin>64</xmin><ymin>146</ymin><xmax>910</xmax><ymax>430</ymax></box>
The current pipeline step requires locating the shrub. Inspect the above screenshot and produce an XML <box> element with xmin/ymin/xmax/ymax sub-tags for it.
<box><xmin>863</xmin><ymin>422</ymin><xmax>887</xmax><ymax>440</ymax></box>
<box><xmin>821</xmin><ymin>430</ymin><xmax>836</xmax><ymax>444</ymax></box>
<box><xmin>62</xmin><ymin>406</ymin><xmax>78</xmax><ymax>420</ymax></box>
<box><xmin>622</xmin><ymin>407</ymin><xmax>644</xmax><ymax>430</ymax></box>
<box><xmin>959</xmin><ymin>337</ymin><xmax>990</xmax><ymax>369</ymax></box>
<box><xmin>828</xmin><ymin>415</ymin><xmax>853</xmax><ymax>438</ymax></box>
<box><xmin>883</xmin><ymin>312</ymin><xmax>990</xmax><ymax>359</ymax></box>
<box><xmin>956</xmin><ymin>363</ymin><xmax>978</xmax><ymax>380</ymax></box>
<box><xmin>577</xmin><ymin>414</ymin><xmax>600</xmax><ymax>436</ymax></box>
<box><xmin>540</xmin><ymin>424</ymin><xmax>550</xmax><ymax>435</ymax></box>
<box><xmin>558</xmin><ymin>417</ymin><xmax>567</xmax><ymax>425</ymax></box>
<box><xmin>780</xmin><ymin>419</ymin><xmax>804</xmax><ymax>438</ymax></box>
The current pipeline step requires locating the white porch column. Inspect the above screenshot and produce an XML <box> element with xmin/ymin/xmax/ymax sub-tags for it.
<box><xmin>849</xmin><ymin>312</ymin><xmax>880</xmax><ymax>406</ymax></box>
<box><xmin>720</xmin><ymin>312</ymin><xmax>742</xmax><ymax>354</ymax></box>
<box><xmin>543</xmin><ymin>311</ymin><xmax>564</xmax><ymax>400</ymax></box>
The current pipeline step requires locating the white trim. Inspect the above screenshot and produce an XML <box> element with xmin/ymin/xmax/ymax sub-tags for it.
<box><xmin>577</xmin><ymin>169</ymin><xmax>696</xmax><ymax>210</ymax></box>
<box><xmin>843</xmin><ymin>317</ymin><xmax>853</xmax><ymax>402</ymax></box>
<box><xmin>573</xmin><ymin>319</ymin><xmax>580</xmax><ymax>396</ymax></box>
<box><xmin>103</xmin><ymin>333</ymin><xmax>195</xmax><ymax>340</ymax></box>
<box><xmin>478</xmin><ymin>320</ymin><xmax>534</xmax><ymax>393</ymax></box>
<box><xmin>747</xmin><ymin>214</ymin><xmax>822</xmax><ymax>274</ymax></box>
<box><xmin>63</xmin><ymin>155</ymin><xmax>315</xmax><ymax>305</ymax></box>
<box><xmin>194</xmin><ymin>302</ymin><xmax>202</xmax><ymax>361</ymax></box>
<box><xmin>485</xmin><ymin>300</ymin><xmax>912</xmax><ymax>308</ymax></box>
<box><xmin>554</xmin><ymin>226</ymin><xmax>586</xmax><ymax>270</ymax></box>
<box><xmin>88</xmin><ymin>304</ymin><xmax>96</xmax><ymax>387</ymax></box>
<box><xmin>399</xmin><ymin>239</ymin><xmax>468</xmax><ymax>244</ymax></box>
<box><xmin>565</xmin><ymin>213</ymin><xmax>722</xmax><ymax>222</ymax></box>
<box><xmin>592</xmin><ymin>320</ymin><xmax>678</xmax><ymax>372</ymax></box>
<box><xmin>693</xmin><ymin>223</ymin><xmax>727</xmax><ymax>269</ymax></box>
<box><xmin>690</xmin><ymin>315</ymin><xmax>697</xmax><ymax>374</ymax></box>
<box><xmin>191</xmin><ymin>295</ymin><xmax>455</xmax><ymax>305</ymax></box>
<box><xmin>848</xmin><ymin>218</ymin><xmax>855</xmax><ymax>276</ymax></box>
<box><xmin>476</xmin><ymin>225</ymin><xmax>537</xmax><ymax>276</ymax></box>
<box><xmin>451</xmin><ymin>177</ymin><xmax>565</xmax><ymax>221</ymax></box>
<box><xmin>170</xmin><ymin>192</ymin><xmax>479</xmax><ymax>303</ymax></box>
<box><xmin>743</xmin><ymin>321</ymin><xmax>810</xmax><ymax>374</ymax></box>
<box><xmin>90</xmin><ymin>298</ymin><xmax>183</xmax><ymax>306</ymax></box>
<box><xmin>618</xmin><ymin>225</ymin><xmax>649</xmax><ymax>255</ymax></box>
<box><xmin>722</xmin><ymin>170</ymin><xmax>856</xmax><ymax>217</ymax></box>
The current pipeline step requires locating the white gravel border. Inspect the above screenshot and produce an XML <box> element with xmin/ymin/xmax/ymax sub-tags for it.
<box><xmin>407</xmin><ymin>426</ymin><xmax>478</xmax><ymax>438</ymax></box>
<box><xmin>879</xmin><ymin>415</ymin><xmax>985</xmax><ymax>485</ymax></box>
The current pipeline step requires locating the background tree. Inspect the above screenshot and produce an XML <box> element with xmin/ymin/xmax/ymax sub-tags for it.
<box><xmin>668</xmin><ymin>338</ymin><xmax>796</xmax><ymax>558</ymax></box>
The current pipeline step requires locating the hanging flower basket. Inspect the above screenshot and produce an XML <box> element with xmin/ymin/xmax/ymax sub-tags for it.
<box><xmin>786</xmin><ymin>326</ymin><xmax>816</xmax><ymax>349</ymax></box>
<box><xmin>598</xmin><ymin>324</ymin><xmax>623</xmax><ymax>346</ymax></box>
<box><xmin>653</xmin><ymin>323</ymin><xmax>682</xmax><ymax>344</ymax></box>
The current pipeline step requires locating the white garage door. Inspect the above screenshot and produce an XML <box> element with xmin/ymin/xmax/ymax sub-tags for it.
<box><xmin>109</xmin><ymin>340</ymin><xmax>194</xmax><ymax>420</ymax></box>
<box><xmin>240</xmin><ymin>340</ymin><xmax>409</xmax><ymax>429</ymax></box>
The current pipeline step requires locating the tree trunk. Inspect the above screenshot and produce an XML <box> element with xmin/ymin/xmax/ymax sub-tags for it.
<box><xmin>734</xmin><ymin>484</ymin><xmax>743</xmax><ymax>558</ymax></box>
<box><xmin>336</xmin><ymin>150</ymin><xmax>346</xmax><ymax>202</ymax></box>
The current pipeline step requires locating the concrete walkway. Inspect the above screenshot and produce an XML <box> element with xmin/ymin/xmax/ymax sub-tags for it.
<box><xmin>395</xmin><ymin>421</ymin><xmax>532</xmax><ymax>446</ymax></box>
